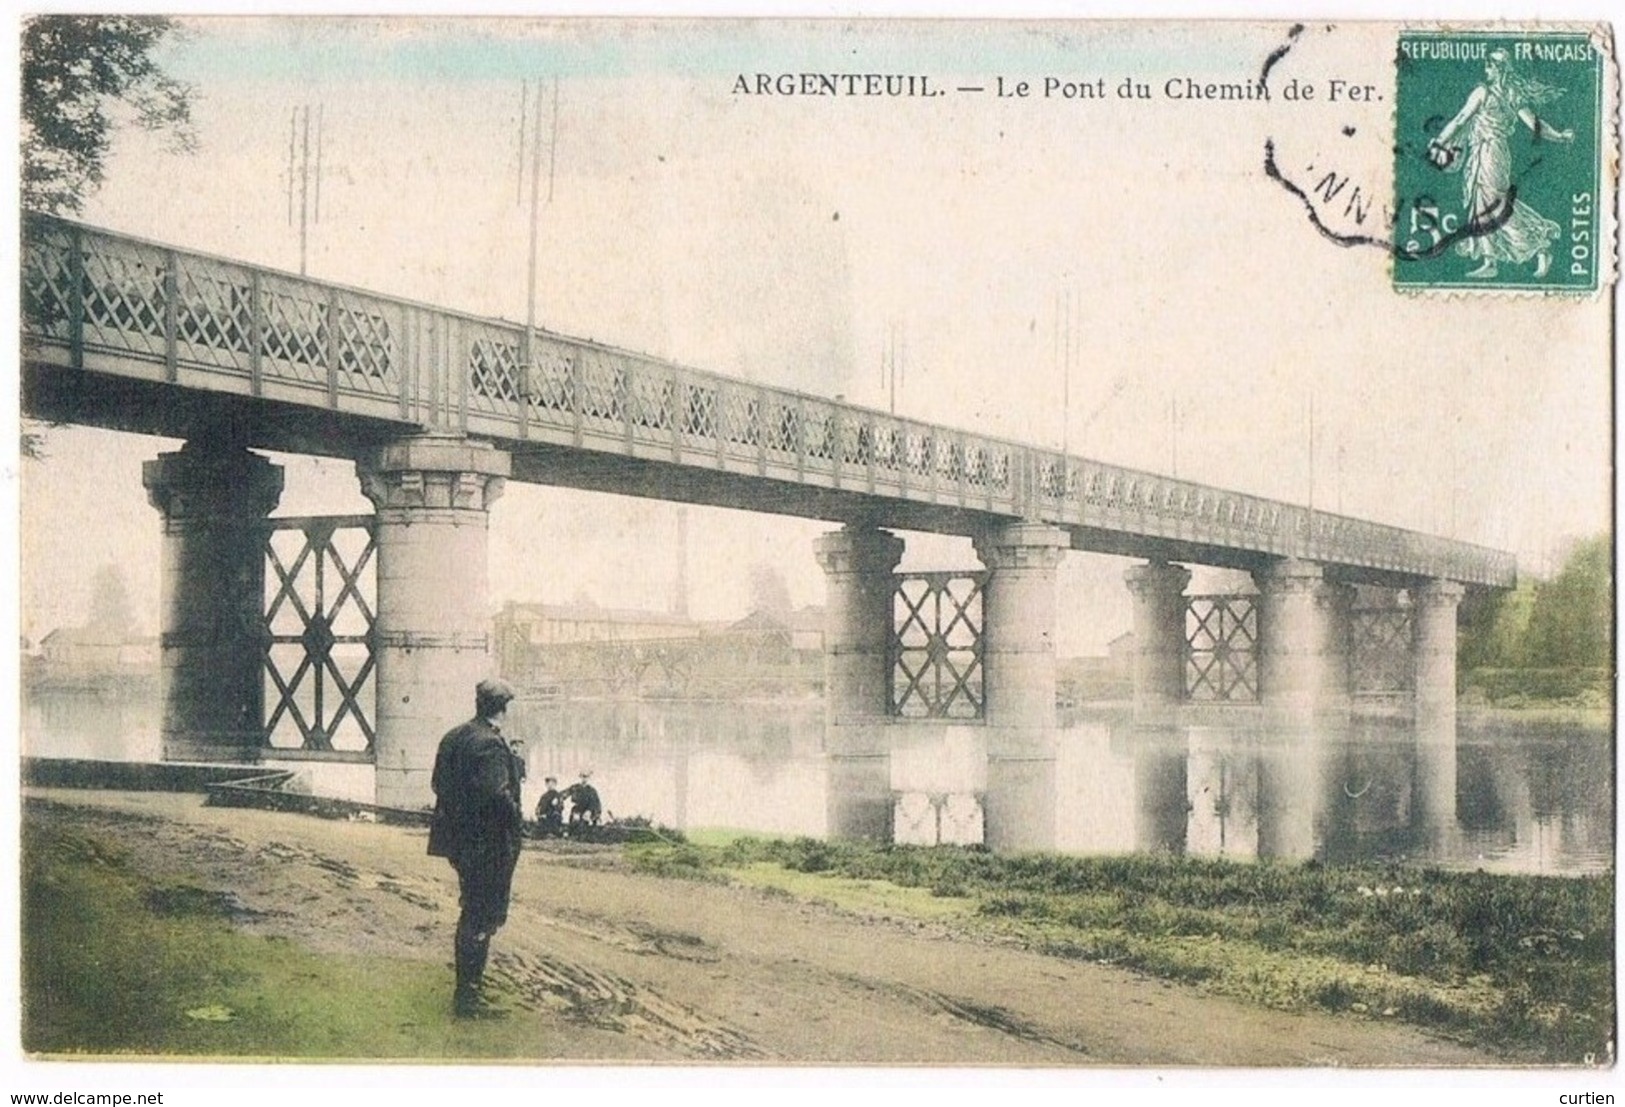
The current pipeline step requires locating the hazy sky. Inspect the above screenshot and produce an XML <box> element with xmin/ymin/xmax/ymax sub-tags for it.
<box><xmin>18</xmin><ymin>18</ymin><xmax>1613</xmax><ymax>653</ymax></box>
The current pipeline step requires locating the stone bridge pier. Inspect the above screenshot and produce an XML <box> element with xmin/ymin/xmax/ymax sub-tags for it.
<box><xmin>815</xmin><ymin>525</ymin><xmax>906</xmax><ymax>841</ymax></box>
<box><xmin>1411</xmin><ymin>579</ymin><xmax>1465</xmax><ymax>837</ymax></box>
<box><xmin>358</xmin><ymin>434</ymin><xmax>510</xmax><ymax>809</ymax></box>
<box><xmin>144</xmin><ymin>439</ymin><xmax>285</xmax><ymax>763</ymax></box>
<box><xmin>1122</xmin><ymin>555</ymin><xmax>1467</xmax><ymax>856</ymax></box>
<box><xmin>1252</xmin><ymin>558</ymin><xmax>1354</xmax><ymax>725</ymax></box>
<box><xmin>143</xmin><ymin>432</ymin><xmax>510</xmax><ymax>811</ymax></box>
<box><xmin>815</xmin><ymin>521</ymin><xmax>1068</xmax><ymax>848</ymax></box>
<box><xmin>1123</xmin><ymin>560</ymin><xmax>1192</xmax><ymax>725</ymax></box>
<box><xmin>974</xmin><ymin>522</ymin><xmax>1068</xmax><ymax>852</ymax></box>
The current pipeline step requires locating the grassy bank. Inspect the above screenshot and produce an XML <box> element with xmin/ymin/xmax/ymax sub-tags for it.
<box><xmin>627</xmin><ymin>836</ymin><xmax>1614</xmax><ymax>1063</ymax></box>
<box><xmin>21</xmin><ymin>818</ymin><xmax>546</xmax><ymax>1059</ymax></box>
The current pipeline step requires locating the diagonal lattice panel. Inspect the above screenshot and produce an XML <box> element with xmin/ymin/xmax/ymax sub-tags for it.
<box><xmin>987</xmin><ymin>451</ymin><xmax>1011</xmax><ymax>491</ymax></box>
<box><xmin>332</xmin><ymin>297</ymin><xmax>396</xmax><ymax>391</ymax></box>
<box><xmin>842</xmin><ymin>421</ymin><xmax>871</xmax><ymax>467</ymax></box>
<box><xmin>262</xmin><ymin>515</ymin><xmax>376</xmax><ymax>756</ymax></box>
<box><xmin>903</xmin><ymin>431</ymin><xmax>932</xmax><ymax>477</ymax></box>
<box><xmin>175</xmin><ymin>260</ymin><xmax>254</xmax><ymax>371</ymax></box>
<box><xmin>802</xmin><ymin>407</ymin><xmax>835</xmax><ymax>462</ymax></box>
<box><xmin>963</xmin><ymin>445</ymin><xmax>989</xmax><ymax>488</ymax></box>
<box><xmin>1185</xmin><ymin>595</ymin><xmax>1259</xmax><ymax>703</ymax></box>
<box><xmin>81</xmin><ymin>239</ymin><xmax>167</xmax><ymax>356</ymax></box>
<box><xmin>720</xmin><ymin>389</ymin><xmax>760</xmax><ymax>450</ymax></box>
<box><xmin>872</xmin><ymin>426</ymin><xmax>900</xmax><ymax>472</ymax></box>
<box><xmin>21</xmin><ymin>218</ymin><xmax>75</xmax><ymax>339</ymax></box>
<box><xmin>1350</xmin><ymin>607</ymin><xmax>1413</xmax><ymax>694</ymax></box>
<box><xmin>529</xmin><ymin>344</ymin><xmax>575</xmax><ymax>415</ymax></box>
<box><xmin>682</xmin><ymin>383</ymin><xmax>717</xmax><ymax>444</ymax></box>
<box><xmin>891</xmin><ymin>572</ymin><xmax>987</xmax><ymax>719</ymax></box>
<box><xmin>258</xmin><ymin>278</ymin><xmax>328</xmax><ymax>383</ymax></box>
<box><xmin>628</xmin><ymin>372</ymin><xmax>674</xmax><ymax>439</ymax></box>
<box><xmin>577</xmin><ymin>353</ymin><xmax>626</xmax><ymax>427</ymax></box>
<box><xmin>469</xmin><ymin>335</ymin><xmax>522</xmax><ymax>407</ymax></box>
<box><xmin>765</xmin><ymin>400</ymin><xmax>799</xmax><ymax>457</ymax></box>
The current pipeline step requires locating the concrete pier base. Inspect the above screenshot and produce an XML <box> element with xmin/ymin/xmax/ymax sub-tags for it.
<box><xmin>1254</xmin><ymin>558</ymin><xmax>1330</xmax><ymax>723</ymax></box>
<box><xmin>358</xmin><ymin>434</ymin><xmax>509</xmax><ymax>809</ymax></box>
<box><xmin>1249</xmin><ymin>559</ymin><xmax>1356</xmax><ymax>859</ymax></box>
<box><xmin>1412</xmin><ymin>579</ymin><xmax>1465</xmax><ymax>833</ymax></box>
<box><xmin>1124</xmin><ymin>561</ymin><xmax>1192</xmax><ymax>724</ymax></box>
<box><xmin>815</xmin><ymin>525</ymin><xmax>905</xmax><ymax>840</ymax></box>
<box><xmin>975</xmin><ymin>523</ymin><xmax>1068</xmax><ymax>851</ymax></box>
<box><xmin>144</xmin><ymin>441</ymin><xmax>284</xmax><ymax>763</ymax></box>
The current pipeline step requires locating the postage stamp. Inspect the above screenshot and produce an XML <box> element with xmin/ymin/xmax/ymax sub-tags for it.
<box><xmin>1393</xmin><ymin>30</ymin><xmax>1606</xmax><ymax>292</ymax></box>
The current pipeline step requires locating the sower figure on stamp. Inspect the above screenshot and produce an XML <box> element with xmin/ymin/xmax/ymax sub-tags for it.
<box><xmin>1429</xmin><ymin>48</ymin><xmax>1574</xmax><ymax>279</ymax></box>
<box><xmin>428</xmin><ymin>678</ymin><xmax>524</xmax><ymax>1019</ymax></box>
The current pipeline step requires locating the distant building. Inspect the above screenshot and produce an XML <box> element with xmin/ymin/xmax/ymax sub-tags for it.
<box><xmin>493</xmin><ymin>600</ymin><xmax>824</xmax><ymax>700</ymax></box>
<box><xmin>497</xmin><ymin>600</ymin><xmax>700</xmax><ymax>648</ymax></box>
<box><xmin>494</xmin><ymin>601</ymin><xmax>704</xmax><ymax>688</ymax></box>
<box><xmin>1106</xmin><ymin>631</ymin><xmax>1135</xmax><ymax>666</ymax></box>
<box><xmin>37</xmin><ymin>626</ymin><xmax>157</xmax><ymax>682</ymax></box>
<box><xmin>1058</xmin><ymin>632</ymin><xmax>1136</xmax><ymax>706</ymax></box>
<box><xmin>726</xmin><ymin>606</ymin><xmax>825</xmax><ymax>654</ymax></box>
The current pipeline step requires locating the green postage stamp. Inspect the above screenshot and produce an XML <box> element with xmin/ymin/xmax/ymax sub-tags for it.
<box><xmin>1393</xmin><ymin>31</ymin><xmax>1605</xmax><ymax>292</ymax></box>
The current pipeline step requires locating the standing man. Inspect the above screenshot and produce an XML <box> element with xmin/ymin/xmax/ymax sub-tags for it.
<box><xmin>428</xmin><ymin>678</ymin><xmax>523</xmax><ymax>1019</ymax></box>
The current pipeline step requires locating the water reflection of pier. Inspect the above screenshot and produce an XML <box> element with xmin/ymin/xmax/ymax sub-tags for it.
<box><xmin>21</xmin><ymin>686</ymin><xmax>1610</xmax><ymax>874</ymax></box>
<box><xmin>880</xmin><ymin>709</ymin><xmax>1609</xmax><ymax>873</ymax></box>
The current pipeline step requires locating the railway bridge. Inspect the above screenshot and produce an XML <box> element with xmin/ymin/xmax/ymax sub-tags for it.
<box><xmin>22</xmin><ymin>214</ymin><xmax>1515</xmax><ymax>845</ymax></box>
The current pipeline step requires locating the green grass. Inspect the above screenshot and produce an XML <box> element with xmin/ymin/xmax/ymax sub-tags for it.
<box><xmin>682</xmin><ymin>826</ymin><xmax>792</xmax><ymax>848</ymax></box>
<box><xmin>626</xmin><ymin>836</ymin><xmax>1614</xmax><ymax>1063</ymax></box>
<box><xmin>728</xmin><ymin>861</ymin><xmax>976</xmax><ymax>920</ymax></box>
<box><xmin>22</xmin><ymin>820</ymin><xmax>552</xmax><ymax>1059</ymax></box>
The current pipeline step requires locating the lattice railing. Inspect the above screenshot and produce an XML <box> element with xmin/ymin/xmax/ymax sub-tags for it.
<box><xmin>262</xmin><ymin>515</ymin><xmax>377</xmax><ymax>758</ymax></box>
<box><xmin>891</xmin><ymin>572</ymin><xmax>987</xmax><ymax>719</ymax></box>
<box><xmin>20</xmin><ymin>213</ymin><xmax>1516</xmax><ymax>588</ymax></box>
<box><xmin>466</xmin><ymin>323</ymin><xmax>522</xmax><ymax>410</ymax></box>
<box><xmin>1027</xmin><ymin>450</ymin><xmax>1514</xmax><ymax>584</ymax></box>
<box><xmin>1186</xmin><ymin>595</ymin><xmax>1260</xmax><ymax>703</ymax></box>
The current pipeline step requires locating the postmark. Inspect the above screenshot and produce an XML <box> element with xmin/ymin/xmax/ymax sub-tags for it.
<box><xmin>1392</xmin><ymin>30</ymin><xmax>1605</xmax><ymax>292</ymax></box>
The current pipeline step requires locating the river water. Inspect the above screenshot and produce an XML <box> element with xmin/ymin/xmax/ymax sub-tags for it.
<box><xmin>22</xmin><ymin>689</ymin><xmax>1612</xmax><ymax>877</ymax></box>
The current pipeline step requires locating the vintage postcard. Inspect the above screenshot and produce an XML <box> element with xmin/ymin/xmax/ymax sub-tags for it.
<box><xmin>10</xmin><ymin>13</ymin><xmax>1618</xmax><ymax>1096</ymax></box>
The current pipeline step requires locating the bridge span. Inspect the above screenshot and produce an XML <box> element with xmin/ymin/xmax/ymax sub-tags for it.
<box><xmin>22</xmin><ymin>214</ymin><xmax>1514</xmax><ymax>847</ymax></box>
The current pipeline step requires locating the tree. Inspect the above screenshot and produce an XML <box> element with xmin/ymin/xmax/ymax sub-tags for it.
<box><xmin>1458</xmin><ymin>579</ymin><xmax>1536</xmax><ymax>670</ymax></box>
<box><xmin>21</xmin><ymin>16</ymin><xmax>196</xmax><ymax>458</ymax></box>
<box><xmin>22</xmin><ymin>15</ymin><xmax>195</xmax><ymax>216</ymax></box>
<box><xmin>1524</xmin><ymin>534</ymin><xmax>1612</xmax><ymax>670</ymax></box>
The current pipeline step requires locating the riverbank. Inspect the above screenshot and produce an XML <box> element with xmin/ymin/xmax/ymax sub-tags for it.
<box><xmin>22</xmin><ymin>789</ymin><xmax>1503</xmax><ymax>1067</ymax></box>
<box><xmin>626</xmin><ymin>834</ymin><xmax>1613</xmax><ymax>1064</ymax></box>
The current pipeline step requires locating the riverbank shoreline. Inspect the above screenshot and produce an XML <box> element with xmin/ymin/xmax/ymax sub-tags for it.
<box><xmin>21</xmin><ymin>788</ymin><xmax>1517</xmax><ymax>1068</ymax></box>
<box><xmin>626</xmin><ymin>834</ymin><xmax>1613</xmax><ymax>1064</ymax></box>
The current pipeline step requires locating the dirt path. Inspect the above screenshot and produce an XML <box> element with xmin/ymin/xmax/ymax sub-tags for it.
<box><xmin>25</xmin><ymin>789</ymin><xmax>1499</xmax><ymax>1067</ymax></box>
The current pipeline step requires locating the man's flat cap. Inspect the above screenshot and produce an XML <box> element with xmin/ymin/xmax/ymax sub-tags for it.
<box><xmin>476</xmin><ymin>677</ymin><xmax>517</xmax><ymax>703</ymax></box>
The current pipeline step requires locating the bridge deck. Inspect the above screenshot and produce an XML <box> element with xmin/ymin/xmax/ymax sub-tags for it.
<box><xmin>21</xmin><ymin>214</ymin><xmax>1515</xmax><ymax>588</ymax></box>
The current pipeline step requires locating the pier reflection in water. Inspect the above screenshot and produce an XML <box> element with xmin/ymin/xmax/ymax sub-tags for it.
<box><xmin>22</xmin><ymin>689</ymin><xmax>1613</xmax><ymax>876</ymax></box>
